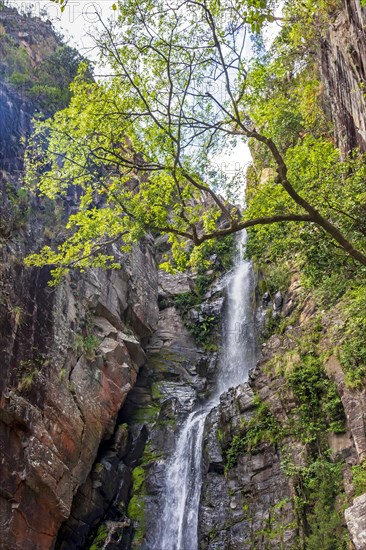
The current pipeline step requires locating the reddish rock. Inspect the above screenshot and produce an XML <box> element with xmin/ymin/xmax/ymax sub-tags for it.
<box><xmin>0</xmin><ymin>246</ymin><xmax>158</xmax><ymax>549</ymax></box>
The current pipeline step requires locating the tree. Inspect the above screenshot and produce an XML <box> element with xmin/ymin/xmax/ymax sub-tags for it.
<box><xmin>28</xmin><ymin>45</ymin><xmax>93</xmax><ymax>114</ymax></box>
<box><xmin>25</xmin><ymin>0</ymin><xmax>366</xmax><ymax>283</ymax></box>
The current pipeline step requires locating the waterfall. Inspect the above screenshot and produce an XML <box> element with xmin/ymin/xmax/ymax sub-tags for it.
<box><xmin>152</xmin><ymin>231</ymin><xmax>255</xmax><ymax>550</ymax></box>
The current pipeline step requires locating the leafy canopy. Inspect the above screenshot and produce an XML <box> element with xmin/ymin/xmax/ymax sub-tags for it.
<box><xmin>25</xmin><ymin>0</ymin><xmax>366</xmax><ymax>282</ymax></box>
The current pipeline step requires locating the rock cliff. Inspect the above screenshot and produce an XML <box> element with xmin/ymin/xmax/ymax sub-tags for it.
<box><xmin>0</xmin><ymin>239</ymin><xmax>159</xmax><ymax>549</ymax></box>
<box><xmin>120</xmin><ymin>270</ymin><xmax>225</xmax><ymax>549</ymax></box>
<box><xmin>197</xmin><ymin>265</ymin><xmax>366</xmax><ymax>548</ymax></box>
<box><xmin>320</xmin><ymin>0</ymin><xmax>366</xmax><ymax>154</ymax></box>
<box><xmin>1</xmin><ymin>1</ymin><xmax>366</xmax><ymax>549</ymax></box>
<box><xmin>0</xmin><ymin>5</ymin><xmax>159</xmax><ymax>548</ymax></box>
<box><xmin>199</xmin><ymin>384</ymin><xmax>298</xmax><ymax>549</ymax></box>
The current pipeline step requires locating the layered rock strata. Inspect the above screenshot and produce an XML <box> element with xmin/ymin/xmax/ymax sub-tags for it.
<box><xmin>0</xmin><ymin>243</ymin><xmax>159</xmax><ymax>550</ymax></box>
<box><xmin>320</xmin><ymin>0</ymin><xmax>366</xmax><ymax>154</ymax></box>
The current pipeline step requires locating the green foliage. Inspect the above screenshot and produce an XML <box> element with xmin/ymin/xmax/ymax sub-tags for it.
<box><xmin>286</xmin><ymin>355</ymin><xmax>345</xmax><ymax>444</ymax></box>
<box><xmin>127</xmin><ymin>494</ymin><xmax>145</xmax><ymax>546</ymax></box>
<box><xmin>84</xmin><ymin>335</ymin><xmax>101</xmax><ymax>359</ymax></box>
<box><xmin>23</xmin><ymin>0</ymin><xmax>366</xmax><ymax>283</ymax></box>
<box><xmin>74</xmin><ymin>333</ymin><xmax>101</xmax><ymax>360</ymax></box>
<box><xmin>131</xmin><ymin>466</ymin><xmax>145</xmax><ymax>493</ymax></box>
<box><xmin>252</xmin><ymin>498</ymin><xmax>297</xmax><ymax>546</ymax></box>
<box><xmin>225</xmin><ymin>397</ymin><xmax>283</xmax><ymax>471</ymax></box>
<box><xmin>243</xmin><ymin>12</ymin><xmax>331</xmax><ymax>150</ymax></box>
<box><xmin>174</xmin><ymin>290</ymin><xmax>221</xmax><ymax>348</ymax></box>
<box><xmin>10</xmin><ymin>304</ymin><xmax>23</xmax><ymax>328</ymax></box>
<box><xmin>17</xmin><ymin>366</ymin><xmax>40</xmax><ymax>391</ymax></box>
<box><xmin>16</xmin><ymin>357</ymin><xmax>47</xmax><ymax>392</ymax></box>
<box><xmin>173</xmin><ymin>235</ymin><xmax>235</xmax><ymax>347</ymax></box>
<box><xmin>283</xmin><ymin>0</ymin><xmax>342</xmax><ymax>48</ymax></box>
<box><xmin>151</xmin><ymin>382</ymin><xmax>163</xmax><ymax>401</ymax></box>
<box><xmin>260</xmin><ymin>312</ymin><xmax>348</xmax><ymax>550</ymax></box>
<box><xmin>256</xmin><ymin>262</ymin><xmax>291</xmax><ymax>298</ymax></box>
<box><xmin>174</xmin><ymin>291</ymin><xmax>219</xmax><ymax>349</ymax></box>
<box><xmin>257</xmin><ymin>305</ymin><xmax>349</xmax><ymax>544</ymax></box>
<box><xmin>261</xmin><ymin>308</ymin><xmax>281</xmax><ymax>340</ymax></box>
<box><xmin>189</xmin><ymin>235</ymin><xmax>236</xmax><ymax>274</ymax></box>
<box><xmin>126</xmin><ymin>455</ymin><xmax>160</xmax><ymax>546</ymax></box>
<box><xmin>281</xmin><ymin>453</ymin><xmax>347</xmax><ymax>548</ymax></box>
<box><xmin>128</xmin><ymin>494</ymin><xmax>144</xmax><ymax>523</ymax></box>
<box><xmin>28</xmin><ymin>45</ymin><xmax>93</xmax><ymax>113</ymax></box>
<box><xmin>8</xmin><ymin>71</ymin><xmax>28</xmax><ymax>86</ymax></box>
<box><xmin>224</xmin><ymin>351</ymin><xmax>345</xmax><ymax>470</ymax></box>
<box><xmin>245</xmin><ymin>0</ymin><xmax>366</xmax><ymax>291</ymax></box>
<box><xmin>89</xmin><ymin>525</ymin><xmax>108</xmax><ymax>550</ymax></box>
<box><xmin>337</xmin><ymin>286</ymin><xmax>366</xmax><ymax>389</ymax></box>
<box><xmin>59</xmin><ymin>367</ymin><xmax>67</xmax><ymax>382</ymax></box>
<box><xmin>174</xmin><ymin>292</ymin><xmax>199</xmax><ymax>314</ymax></box>
<box><xmin>323</xmin><ymin>382</ymin><xmax>347</xmax><ymax>434</ymax></box>
<box><xmin>247</xmin><ymin>139</ymin><xmax>366</xmax><ymax>279</ymax></box>
<box><xmin>46</xmin><ymin>0</ymin><xmax>68</xmax><ymax>12</ymax></box>
<box><xmin>310</xmin><ymin>270</ymin><xmax>351</xmax><ymax>307</ymax></box>
<box><xmin>130</xmin><ymin>404</ymin><xmax>160</xmax><ymax>424</ymax></box>
<box><xmin>297</xmin><ymin>457</ymin><xmax>346</xmax><ymax>550</ymax></box>
<box><xmin>244</xmin><ymin>32</ymin><xmax>358</xmax><ymax>530</ymax></box>
<box><xmin>0</xmin><ymin>18</ymin><xmax>91</xmax><ymax>115</ymax></box>
<box><xmin>3</xmin><ymin>184</ymin><xmax>31</xmax><ymax>234</ymax></box>
<box><xmin>140</xmin><ymin>442</ymin><xmax>162</xmax><ymax>467</ymax></box>
<box><xmin>195</xmin><ymin>273</ymin><xmax>215</xmax><ymax>297</ymax></box>
<box><xmin>351</xmin><ymin>461</ymin><xmax>366</xmax><ymax>497</ymax></box>
<box><xmin>188</xmin><ymin>313</ymin><xmax>219</xmax><ymax>347</ymax></box>
<box><xmin>225</xmin><ymin>434</ymin><xmax>246</xmax><ymax>471</ymax></box>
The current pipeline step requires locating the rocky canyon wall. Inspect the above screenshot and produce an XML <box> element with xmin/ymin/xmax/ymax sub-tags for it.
<box><xmin>1</xmin><ymin>1</ymin><xmax>366</xmax><ymax>549</ymax></box>
<box><xmin>0</xmin><ymin>5</ymin><xmax>159</xmax><ymax>549</ymax></box>
<box><xmin>0</xmin><ymin>241</ymin><xmax>159</xmax><ymax>550</ymax></box>
<box><xmin>320</xmin><ymin>0</ymin><xmax>366</xmax><ymax>154</ymax></box>
<box><xmin>198</xmin><ymin>276</ymin><xmax>362</xmax><ymax>549</ymax></box>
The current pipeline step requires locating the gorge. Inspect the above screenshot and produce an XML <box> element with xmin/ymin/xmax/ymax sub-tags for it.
<box><xmin>1</xmin><ymin>1</ymin><xmax>366</xmax><ymax>549</ymax></box>
<box><xmin>152</xmin><ymin>233</ymin><xmax>255</xmax><ymax>550</ymax></box>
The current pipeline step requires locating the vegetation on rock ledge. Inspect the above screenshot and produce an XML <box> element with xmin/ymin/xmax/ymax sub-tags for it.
<box><xmin>0</xmin><ymin>1</ymin><xmax>92</xmax><ymax>115</ymax></box>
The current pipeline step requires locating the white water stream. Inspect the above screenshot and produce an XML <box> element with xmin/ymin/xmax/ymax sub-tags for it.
<box><xmin>152</xmin><ymin>231</ymin><xmax>255</xmax><ymax>550</ymax></box>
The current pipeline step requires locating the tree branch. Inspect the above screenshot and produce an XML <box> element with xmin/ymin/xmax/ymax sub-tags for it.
<box><xmin>195</xmin><ymin>214</ymin><xmax>314</xmax><ymax>244</ymax></box>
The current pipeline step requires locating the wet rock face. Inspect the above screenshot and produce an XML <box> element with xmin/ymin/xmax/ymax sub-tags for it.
<box><xmin>0</xmin><ymin>2</ymin><xmax>71</xmax><ymax>174</ymax></box>
<box><xmin>0</xmin><ymin>81</ymin><xmax>34</xmax><ymax>172</ymax></box>
<box><xmin>107</xmin><ymin>266</ymin><xmax>225</xmax><ymax>549</ymax></box>
<box><xmin>320</xmin><ymin>0</ymin><xmax>366</xmax><ymax>154</ymax></box>
<box><xmin>50</xmin><ymin>262</ymin><xmax>223</xmax><ymax>550</ymax></box>
<box><xmin>56</xmin><ymin>423</ymin><xmax>135</xmax><ymax>550</ymax></box>
<box><xmin>199</xmin><ymin>385</ymin><xmax>298</xmax><ymax>550</ymax></box>
<box><xmin>0</xmin><ymin>16</ymin><xmax>160</xmax><ymax>544</ymax></box>
<box><xmin>59</xmin><ymin>301</ymin><xmax>205</xmax><ymax>550</ymax></box>
<box><xmin>0</xmin><ymin>243</ymin><xmax>159</xmax><ymax>550</ymax></box>
<box><xmin>130</xmin><ymin>306</ymin><xmax>205</xmax><ymax>549</ymax></box>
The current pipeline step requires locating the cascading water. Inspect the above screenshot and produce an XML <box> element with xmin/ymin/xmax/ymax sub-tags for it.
<box><xmin>152</xmin><ymin>231</ymin><xmax>255</xmax><ymax>550</ymax></box>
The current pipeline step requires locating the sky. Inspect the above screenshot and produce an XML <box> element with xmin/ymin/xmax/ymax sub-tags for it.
<box><xmin>8</xmin><ymin>0</ymin><xmax>257</xmax><ymax>202</ymax></box>
<box><xmin>9</xmin><ymin>1</ymin><xmax>118</xmax><ymax>58</ymax></box>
